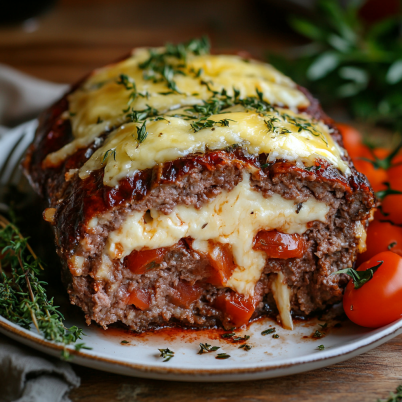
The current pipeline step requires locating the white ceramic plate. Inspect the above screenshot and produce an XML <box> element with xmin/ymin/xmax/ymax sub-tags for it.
<box><xmin>1</xmin><ymin>313</ymin><xmax>402</xmax><ymax>382</ymax></box>
<box><xmin>1</xmin><ymin>120</ymin><xmax>402</xmax><ymax>382</ymax></box>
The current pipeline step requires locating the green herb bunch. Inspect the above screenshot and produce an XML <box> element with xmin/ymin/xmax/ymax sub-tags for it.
<box><xmin>269</xmin><ymin>0</ymin><xmax>402</xmax><ymax>131</ymax></box>
<box><xmin>0</xmin><ymin>215</ymin><xmax>86</xmax><ymax>359</ymax></box>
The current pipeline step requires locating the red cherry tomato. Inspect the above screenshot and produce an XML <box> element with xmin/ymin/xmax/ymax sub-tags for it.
<box><xmin>343</xmin><ymin>251</ymin><xmax>402</xmax><ymax>328</ymax></box>
<box><xmin>336</xmin><ymin>123</ymin><xmax>364</xmax><ymax>159</ymax></box>
<box><xmin>353</xmin><ymin>157</ymin><xmax>388</xmax><ymax>192</ymax></box>
<box><xmin>357</xmin><ymin>220</ymin><xmax>402</xmax><ymax>265</ymax></box>
<box><xmin>377</xmin><ymin>193</ymin><xmax>402</xmax><ymax>226</ymax></box>
<box><xmin>253</xmin><ymin>230</ymin><xmax>306</xmax><ymax>259</ymax></box>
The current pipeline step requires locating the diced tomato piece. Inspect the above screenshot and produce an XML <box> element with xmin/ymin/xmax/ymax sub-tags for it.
<box><xmin>253</xmin><ymin>230</ymin><xmax>306</xmax><ymax>259</ymax></box>
<box><xmin>170</xmin><ymin>281</ymin><xmax>203</xmax><ymax>308</ymax></box>
<box><xmin>206</xmin><ymin>242</ymin><xmax>237</xmax><ymax>286</ymax></box>
<box><xmin>215</xmin><ymin>292</ymin><xmax>256</xmax><ymax>327</ymax></box>
<box><xmin>127</xmin><ymin>288</ymin><xmax>151</xmax><ymax>310</ymax></box>
<box><xmin>125</xmin><ymin>248</ymin><xmax>167</xmax><ymax>275</ymax></box>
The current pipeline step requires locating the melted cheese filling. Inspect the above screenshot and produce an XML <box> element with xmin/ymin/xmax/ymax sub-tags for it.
<box><xmin>103</xmin><ymin>172</ymin><xmax>329</xmax><ymax>295</ymax></box>
<box><xmin>43</xmin><ymin>48</ymin><xmax>349</xmax><ymax>185</ymax></box>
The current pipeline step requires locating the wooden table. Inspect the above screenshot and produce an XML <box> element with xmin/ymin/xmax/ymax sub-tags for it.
<box><xmin>1</xmin><ymin>1</ymin><xmax>401</xmax><ymax>400</ymax></box>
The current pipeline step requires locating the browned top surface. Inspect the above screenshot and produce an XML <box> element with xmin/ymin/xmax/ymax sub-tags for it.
<box><xmin>1</xmin><ymin>0</ymin><xmax>400</xmax><ymax>400</ymax></box>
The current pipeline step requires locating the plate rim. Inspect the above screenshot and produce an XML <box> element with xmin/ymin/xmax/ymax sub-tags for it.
<box><xmin>1</xmin><ymin>314</ymin><xmax>401</xmax><ymax>377</ymax></box>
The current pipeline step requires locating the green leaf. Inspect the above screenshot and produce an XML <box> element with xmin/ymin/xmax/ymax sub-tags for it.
<box><xmin>386</xmin><ymin>60</ymin><xmax>402</xmax><ymax>84</ymax></box>
<box><xmin>338</xmin><ymin>66</ymin><xmax>368</xmax><ymax>85</ymax></box>
<box><xmin>307</xmin><ymin>51</ymin><xmax>340</xmax><ymax>81</ymax></box>
<box><xmin>332</xmin><ymin>261</ymin><xmax>383</xmax><ymax>289</ymax></box>
<box><xmin>136</xmin><ymin>121</ymin><xmax>148</xmax><ymax>143</ymax></box>
<box><xmin>289</xmin><ymin>16</ymin><xmax>325</xmax><ymax>41</ymax></box>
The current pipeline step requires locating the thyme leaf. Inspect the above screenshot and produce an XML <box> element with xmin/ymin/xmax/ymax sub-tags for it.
<box><xmin>261</xmin><ymin>328</ymin><xmax>276</xmax><ymax>336</ymax></box>
<box><xmin>197</xmin><ymin>343</ymin><xmax>220</xmax><ymax>354</ymax></box>
<box><xmin>136</xmin><ymin>121</ymin><xmax>148</xmax><ymax>143</ymax></box>
<box><xmin>102</xmin><ymin>148</ymin><xmax>116</xmax><ymax>163</ymax></box>
<box><xmin>158</xmin><ymin>348</ymin><xmax>174</xmax><ymax>362</ymax></box>
<box><xmin>215</xmin><ymin>353</ymin><xmax>231</xmax><ymax>360</ymax></box>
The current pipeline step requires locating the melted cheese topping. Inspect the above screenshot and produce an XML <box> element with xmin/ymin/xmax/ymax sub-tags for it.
<box><xmin>43</xmin><ymin>47</ymin><xmax>349</xmax><ymax>185</ymax></box>
<box><xmin>103</xmin><ymin>172</ymin><xmax>329</xmax><ymax>295</ymax></box>
<box><xmin>78</xmin><ymin>108</ymin><xmax>348</xmax><ymax>187</ymax></box>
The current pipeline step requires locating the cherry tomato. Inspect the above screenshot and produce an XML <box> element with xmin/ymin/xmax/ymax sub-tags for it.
<box><xmin>170</xmin><ymin>281</ymin><xmax>203</xmax><ymax>308</ymax></box>
<box><xmin>125</xmin><ymin>247</ymin><xmax>167</xmax><ymax>275</ymax></box>
<box><xmin>357</xmin><ymin>220</ymin><xmax>402</xmax><ymax>265</ymax></box>
<box><xmin>253</xmin><ymin>230</ymin><xmax>306</xmax><ymax>259</ymax></box>
<box><xmin>336</xmin><ymin>123</ymin><xmax>364</xmax><ymax>159</ymax></box>
<box><xmin>343</xmin><ymin>251</ymin><xmax>402</xmax><ymax>328</ymax></box>
<box><xmin>127</xmin><ymin>289</ymin><xmax>151</xmax><ymax>310</ymax></box>
<box><xmin>215</xmin><ymin>292</ymin><xmax>256</xmax><ymax>327</ymax></box>
<box><xmin>353</xmin><ymin>157</ymin><xmax>388</xmax><ymax>192</ymax></box>
<box><xmin>377</xmin><ymin>189</ymin><xmax>402</xmax><ymax>226</ymax></box>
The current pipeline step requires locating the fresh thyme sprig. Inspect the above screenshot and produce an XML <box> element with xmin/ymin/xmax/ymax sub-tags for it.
<box><xmin>0</xmin><ymin>215</ymin><xmax>87</xmax><ymax>359</ymax></box>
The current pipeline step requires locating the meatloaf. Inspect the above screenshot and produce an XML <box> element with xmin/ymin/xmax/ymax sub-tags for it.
<box><xmin>23</xmin><ymin>38</ymin><xmax>376</xmax><ymax>332</ymax></box>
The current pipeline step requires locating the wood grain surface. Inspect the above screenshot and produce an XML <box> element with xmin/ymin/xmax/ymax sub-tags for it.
<box><xmin>0</xmin><ymin>1</ymin><xmax>401</xmax><ymax>400</ymax></box>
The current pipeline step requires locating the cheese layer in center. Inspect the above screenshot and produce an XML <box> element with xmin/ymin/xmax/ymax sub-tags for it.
<box><xmin>105</xmin><ymin>172</ymin><xmax>329</xmax><ymax>295</ymax></box>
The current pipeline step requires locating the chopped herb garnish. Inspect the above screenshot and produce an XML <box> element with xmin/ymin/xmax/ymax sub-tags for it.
<box><xmin>332</xmin><ymin>261</ymin><xmax>383</xmax><ymax>289</ymax></box>
<box><xmin>313</xmin><ymin>330</ymin><xmax>323</xmax><ymax>339</ymax></box>
<box><xmin>232</xmin><ymin>335</ymin><xmax>250</xmax><ymax>342</ymax></box>
<box><xmin>69</xmin><ymin>112</ymin><xmax>76</xmax><ymax>117</ymax></box>
<box><xmin>317</xmin><ymin>345</ymin><xmax>325</xmax><ymax>351</ymax></box>
<box><xmin>215</xmin><ymin>353</ymin><xmax>231</xmax><ymax>360</ymax></box>
<box><xmin>158</xmin><ymin>348</ymin><xmax>175</xmax><ymax>362</ymax></box>
<box><xmin>221</xmin><ymin>332</ymin><xmax>236</xmax><ymax>339</ymax></box>
<box><xmin>198</xmin><ymin>343</ymin><xmax>220</xmax><ymax>354</ymax></box>
<box><xmin>261</xmin><ymin>328</ymin><xmax>276</xmax><ymax>336</ymax></box>
<box><xmin>121</xmin><ymin>340</ymin><xmax>129</xmax><ymax>344</ymax></box>
<box><xmin>239</xmin><ymin>344</ymin><xmax>252</xmax><ymax>351</ymax></box>
<box><xmin>102</xmin><ymin>148</ymin><xmax>116</xmax><ymax>163</ymax></box>
<box><xmin>116</xmin><ymin>74</ymin><xmax>141</xmax><ymax>108</ymax></box>
<box><xmin>96</xmin><ymin>116</ymin><xmax>103</xmax><ymax>124</ymax></box>
<box><xmin>260</xmin><ymin>163</ymin><xmax>269</xmax><ymax>169</ymax></box>
<box><xmin>127</xmin><ymin>105</ymin><xmax>158</xmax><ymax>123</ymax></box>
<box><xmin>319</xmin><ymin>323</ymin><xmax>328</xmax><ymax>329</ymax></box>
<box><xmin>218</xmin><ymin>118</ymin><xmax>235</xmax><ymax>127</ymax></box>
<box><xmin>136</xmin><ymin>121</ymin><xmax>148</xmax><ymax>143</ymax></box>
<box><xmin>139</xmin><ymin>37</ymin><xmax>209</xmax><ymax>93</ymax></box>
<box><xmin>272</xmin><ymin>334</ymin><xmax>280</xmax><ymax>339</ymax></box>
<box><xmin>0</xmin><ymin>215</ymin><xmax>86</xmax><ymax>360</ymax></box>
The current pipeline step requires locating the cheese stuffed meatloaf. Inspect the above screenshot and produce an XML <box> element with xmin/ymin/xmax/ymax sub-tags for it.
<box><xmin>23</xmin><ymin>38</ymin><xmax>376</xmax><ymax>332</ymax></box>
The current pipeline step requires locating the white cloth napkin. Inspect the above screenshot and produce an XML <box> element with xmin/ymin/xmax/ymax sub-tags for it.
<box><xmin>0</xmin><ymin>63</ymin><xmax>68</xmax><ymax>134</ymax></box>
<box><xmin>0</xmin><ymin>64</ymin><xmax>79</xmax><ymax>401</ymax></box>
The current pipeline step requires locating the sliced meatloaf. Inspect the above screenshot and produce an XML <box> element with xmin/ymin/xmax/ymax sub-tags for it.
<box><xmin>23</xmin><ymin>38</ymin><xmax>376</xmax><ymax>331</ymax></box>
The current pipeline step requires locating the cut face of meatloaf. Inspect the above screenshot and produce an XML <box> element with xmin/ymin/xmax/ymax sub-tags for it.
<box><xmin>23</xmin><ymin>38</ymin><xmax>376</xmax><ymax>332</ymax></box>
